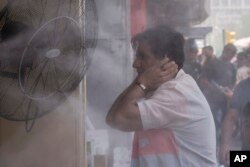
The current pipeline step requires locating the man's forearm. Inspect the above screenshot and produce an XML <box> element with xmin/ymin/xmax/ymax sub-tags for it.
<box><xmin>108</xmin><ymin>79</ymin><xmax>138</xmax><ymax>115</ymax></box>
<box><xmin>220</xmin><ymin>109</ymin><xmax>238</xmax><ymax>146</ymax></box>
<box><xmin>106</xmin><ymin>80</ymin><xmax>145</xmax><ymax>131</ymax></box>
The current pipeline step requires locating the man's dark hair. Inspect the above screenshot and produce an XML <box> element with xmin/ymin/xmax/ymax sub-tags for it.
<box><xmin>203</xmin><ymin>45</ymin><xmax>214</xmax><ymax>52</ymax></box>
<box><xmin>223</xmin><ymin>43</ymin><xmax>237</xmax><ymax>55</ymax></box>
<box><xmin>185</xmin><ymin>38</ymin><xmax>198</xmax><ymax>53</ymax></box>
<box><xmin>131</xmin><ymin>25</ymin><xmax>185</xmax><ymax>70</ymax></box>
<box><xmin>237</xmin><ymin>51</ymin><xmax>247</xmax><ymax>58</ymax></box>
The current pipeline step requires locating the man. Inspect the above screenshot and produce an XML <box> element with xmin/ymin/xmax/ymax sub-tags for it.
<box><xmin>199</xmin><ymin>44</ymin><xmax>237</xmax><ymax>138</ymax></box>
<box><xmin>221</xmin><ymin>43</ymin><xmax>237</xmax><ymax>63</ymax></box>
<box><xmin>215</xmin><ymin>43</ymin><xmax>237</xmax><ymax>88</ymax></box>
<box><xmin>237</xmin><ymin>51</ymin><xmax>248</xmax><ymax>68</ymax></box>
<box><xmin>199</xmin><ymin>46</ymin><xmax>217</xmax><ymax>85</ymax></box>
<box><xmin>106</xmin><ymin>26</ymin><xmax>217</xmax><ymax>167</ymax></box>
<box><xmin>201</xmin><ymin>45</ymin><xmax>215</xmax><ymax>65</ymax></box>
<box><xmin>236</xmin><ymin>51</ymin><xmax>250</xmax><ymax>84</ymax></box>
<box><xmin>183</xmin><ymin>38</ymin><xmax>202</xmax><ymax>81</ymax></box>
<box><xmin>199</xmin><ymin>44</ymin><xmax>236</xmax><ymax>88</ymax></box>
<box><xmin>198</xmin><ymin>46</ymin><xmax>225</xmax><ymax>138</ymax></box>
<box><xmin>241</xmin><ymin>102</ymin><xmax>250</xmax><ymax>150</ymax></box>
<box><xmin>219</xmin><ymin>77</ymin><xmax>250</xmax><ymax>166</ymax></box>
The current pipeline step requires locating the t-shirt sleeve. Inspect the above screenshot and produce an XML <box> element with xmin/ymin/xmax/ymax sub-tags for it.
<box><xmin>137</xmin><ymin>86</ymin><xmax>190</xmax><ymax>130</ymax></box>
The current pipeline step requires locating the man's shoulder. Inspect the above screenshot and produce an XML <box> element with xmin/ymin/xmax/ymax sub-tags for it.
<box><xmin>161</xmin><ymin>69</ymin><xmax>193</xmax><ymax>85</ymax></box>
<box><xmin>159</xmin><ymin>69</ymin><xmax>199</xmax><ymax>95</ymax></box>
<box><xmin>238</xmin><ymin>77</ymin><xmax>250</xmax><ymax>86</ymax></box>
<box><xmin>175</xmin><ymin>69</ymin><xmax>197</xmax><ymax>85</ymax></box>
<box><xmin>236</xmin><ymin>77</ymin><xmax>250</xmax><ymax>83</ymax></box>
<box><xmin>233</xmin><ymin>77</ymin><xmax>250</xmax><ymax>96</ymax></box>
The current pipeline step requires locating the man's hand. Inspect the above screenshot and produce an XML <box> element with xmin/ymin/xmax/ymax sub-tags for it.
<box><xmin>221</xmin><ymin>87</ymin><xmax>233</xmax><ymax>99</ymax></box>
<box><xmin>137</xmin><ymin>58</ymin><xmax>178</xmax><ymax>91</ymax></box>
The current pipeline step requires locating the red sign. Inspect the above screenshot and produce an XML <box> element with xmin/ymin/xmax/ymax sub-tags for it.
<box><xmin>130</xmin><ymin>0</ymin><xmax>146</xmax><ymax>37</ymax></box>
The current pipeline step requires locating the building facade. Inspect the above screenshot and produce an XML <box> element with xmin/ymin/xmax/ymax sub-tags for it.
<box><xmin>211</xmin><ymin>0</ymin><xmax>250</xmax><ymax>29</ymax></box>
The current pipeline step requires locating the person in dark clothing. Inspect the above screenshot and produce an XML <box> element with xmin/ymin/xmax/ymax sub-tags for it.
<box><xmin>241</xmin><ymin>102</ymin><xmax>250</xmax><ymax>150</ymax></box>
<box><xmin>219</xmin><ymin>77</ymin><xmax>250</xmax><ymax>166</ymax></box>
<box><xmin>221</xmin><ymin>43</ymin><xmax>237</xmax><ymax>63</ymax></box>
<box><xmin>199</xmin><ymin>46</ymin><xmax>218</xmax><ymax>84</ymax></box>
<box><xmin>201</xmin><ymin>44</ymin><xmax>237</xmax><ymax>88</ymax></box>
<box><xmin>183</xmin><ymin>38</ymin><xmax>202</xmax><ymax>81</ymax></box>
<box><xmin>218</xmin><ymin>43</ymin><xmax>237</xmax><ymax>88</ymax></box>
<box><xmin>199</xmin><ymin>44</ymin><xmax>237</xmax><ymax>142</ymax></box>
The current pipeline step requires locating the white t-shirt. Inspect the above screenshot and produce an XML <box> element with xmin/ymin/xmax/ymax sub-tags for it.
<box><xmin>131</xmin><ymin>69</ymin><xmax>217</xmax><ymax>167</ymax></box>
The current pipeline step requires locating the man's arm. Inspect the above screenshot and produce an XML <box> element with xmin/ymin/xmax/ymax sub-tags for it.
<box><xmin>106</xmin><ymin>81</ymin><xmax>144</xmax><ymax>131</ymax></box>
<box><xmin>219</xmin><ymin>108</ymin><xmax>238</xmax><ymax>165</ymax></box>
<box><xmin>106</xmin><ymin>59</ymin><xmax>178</xmax><ymax>131</ymax></box>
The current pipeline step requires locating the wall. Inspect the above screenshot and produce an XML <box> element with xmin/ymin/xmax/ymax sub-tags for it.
<box><xmin>0</xmin><ymin>85</ymin><xmax>85</xmax><ymax>167</ymax></box>
<box><xmin>0</xmin><ymin>1</ymin><xmax>86</xmax><ymax>165</ymax></box>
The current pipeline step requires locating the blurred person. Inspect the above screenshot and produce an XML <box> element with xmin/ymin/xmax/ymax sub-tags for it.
<box><xmin>184</xmin><ymin>38</ymin><xmax>199</xmax><ymax>62</ymax></box>
<box><xmin>201</xmin><ymin>45</ymin><xmax>216</xmax><ymax>65</ymax></box>
<box><xmin>198</xmin><ymin>46</ymin><xmax>223</xmax><ymax>135</ymax></box>
<box><xmin>236</xmin><ymin>51</ymin><xmax>250</xmax><ymax>84</ymax></box>
<box><xmin>216</xmin><ymin>43</ymin><xmax>237</xmax><ymax>88</ymax></box>
<box><xmin>198</xmin><ymin>46</ymin><xmax>217</xmax><ymax>88</ymax></box>
<box><xmin>106</xmin><ymin>26</ymin><xmax>217</xmax><ymax>167</ymax></box>
<box><xmin>198</xmin><ymin>45</ymin><xmax>217</xmax><ymax>90</ymax></box>
<box><xmin>200</xmin><ymin>46</ymin><xmax>217</xmax><ymax>74</ymax></box>
<box><xmin>219</xmin><ymin>77</ymin><xmax>250</xmax><ymax>166</ymax></box>
<box><xmin>241</xmin><ymin>102</ymin><xmax>250</xmax><ymax>150</ymax></box>
<box><xmin>200</xmin><ymin>45</ymin><xmax>215</xmax><ymax>66</ymax></box>
<box><xmin>237</xmin><ymin>52</ymin><xmax>248</xmax><ymax>68</ymax></box>
<box><xmin>183</xmin><ymin>38</ymin><xmax>202</xmax><ymax>81</ymax></box>
<box><xmin>221</xmin><ymin>43</ymin><xmax>237</xmax><ymax>63</ymax></box>
<box><xmin>198</xmin><ymin>44</ymin><xmax>237</xmax><ymax>143</ymax></box>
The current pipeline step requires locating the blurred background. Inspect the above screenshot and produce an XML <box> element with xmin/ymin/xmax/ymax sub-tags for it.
<box><xmin>0</xmin><ymin>0</ymin><xmax>250</xmax><ymax>167</ymax></box>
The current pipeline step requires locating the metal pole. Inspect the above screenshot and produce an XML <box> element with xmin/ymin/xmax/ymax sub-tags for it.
<box><xmin>76</xmin><ymin>1</ymin><xmax>86</xmax><ymax>167</ymax></box>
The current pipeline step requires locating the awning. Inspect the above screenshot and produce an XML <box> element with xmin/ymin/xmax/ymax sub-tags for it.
<box><xmin>146</xmin><ymin>0</ymin><xmax>209</xmax><ymax>28</ymax></box>
<box><xmin>181</xmin><ymin>27</ymin><xmax>213</xmax><ymax>38</ymax></box>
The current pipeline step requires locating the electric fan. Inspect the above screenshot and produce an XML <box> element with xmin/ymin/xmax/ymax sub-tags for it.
<box><xmin>0</xmin><ymin>0</ymin><xmax>98</xmax><ymax>131</ymax></box>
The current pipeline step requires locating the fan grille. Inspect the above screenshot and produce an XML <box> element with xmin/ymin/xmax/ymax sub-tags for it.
<box><xmin>0</xmin><ymin>0</ymin><xmax>98</xmax><ymax>123</ymax></box>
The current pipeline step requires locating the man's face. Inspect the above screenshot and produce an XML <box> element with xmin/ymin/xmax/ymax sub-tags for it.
<box><xmin>132</xmin><ymin>41</ymin><xmax>161</xmax><ymax>74</ymax></box>
<box><xmin>186</xmin><ymin>49</ymin><xmax>198</xmax><ymax>61</ymax></box>
<box><xmin>221</xmin><ymin>48</ymin><xmax>234</xmax><ymax>62</ymax></box>
<box><xmin>202</xmin><ymin>48</ymin><xmax>212</xmax><ymax>58</ymax></box>
<box><xmin>237</xmin><ymin>55</ymin><xmax>246</xmax><ymax>68</ymax></box>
